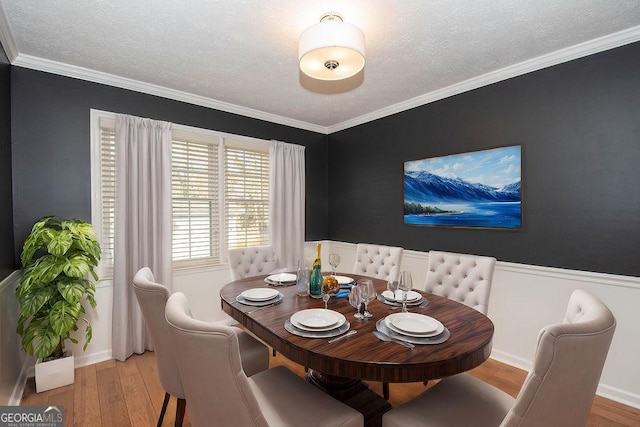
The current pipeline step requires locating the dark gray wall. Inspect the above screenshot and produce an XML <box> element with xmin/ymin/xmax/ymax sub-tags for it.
<box><xmin>328</xmin><ymin>42</ymin><xmax>640</xmax><ymax>277</ymax></box>
<box><xmin>0</xmin><ymin>43</ymin><xmax>14</xmax><ymax>279</ymax></box>
<box><xmin>9</xmin><ymin>42</ymin><xmax>640</xmax><ymax>277</ymax></box>
<box><xmin>11</xmin><ymin>69</ymin><xmax>328</xmax><ymax>260</ymax></box>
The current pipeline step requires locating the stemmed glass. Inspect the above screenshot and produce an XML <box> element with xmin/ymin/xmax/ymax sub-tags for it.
<box><xmin>359</xmin><ymin>279</ymin><xmax>377</xmax><ymax>318</ymax></box>
<box><xmin>322</xmin><ymin>286</ymin><xmax>331</xmax><ymax>310</ymax></box>
<box><xmin>398</xmin><ymin>271</ymin><xmax>413</xmax><ymax>313</ymax></box>
<box><xmin>329</xmin><ymin>253</ymin><xmax>341</xmax><ymax>277</ymax></box>
<box><xmin>348</xmin><ymin>285</ymin><xmax>364</xmax><ymax>320</ymax></box>
<box><xmin>387</xmin><ymin>279</ymin><xmax>399</xmax><ymax>301</ymax></box>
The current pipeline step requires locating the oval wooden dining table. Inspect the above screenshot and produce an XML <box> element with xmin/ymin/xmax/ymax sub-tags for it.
<box><xmin>220</xmin><ymin>273</ymin><xmax>494</xmax><ymax>426</ymax></box>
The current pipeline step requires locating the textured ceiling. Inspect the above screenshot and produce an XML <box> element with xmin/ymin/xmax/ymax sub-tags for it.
<box><xmin>1</xmin><ymin>1</ymin><xmax>640</xmax><ymax>133</ymax></box>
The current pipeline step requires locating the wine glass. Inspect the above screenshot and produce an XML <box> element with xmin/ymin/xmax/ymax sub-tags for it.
<box><xmin>387</xmin><ymin>279</ymin><xmax>399</xmax><ymax>301</ymax></box>
<box><xmin>348</xmin><ymin>285</ymin><xmax>364</xmax><ymax>320</ymax></box>
<box><xmin>329</xmin><ymin>253</ymin><xmax>341</xmax><ymax>277</ymax></box>
<box><xmin>360</xmin><ymin>279</ymin><xmax>377</xmax><ymax>318</ymax></box>
<box><xmin>398</xmin><ymin>271</ymin><xmax>413</xmax><ymax>313</ymax></box>
<box><xmin>322</xmin><ymin>286</ymin><xmax>331</xmax><ymax>310</ymax></box>
<box><xmin>321</xmin><ymin>279</ymin><xmax>339</xmax><ymax>310</ymax></box>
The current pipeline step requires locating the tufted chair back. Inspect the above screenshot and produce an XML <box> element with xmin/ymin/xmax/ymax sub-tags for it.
<box><xmin>228</xmin><ymin>245</ymin><xmax>279</xmax><ymax>281</ymax></box>
<box><xmin>132</xmin><ymin>267</ymin><xmax>186</xmax><ymax>426</ymax></box>
<box><xmin>166</xmin><ymin>292</ymin><xmax>363</xmax><ymax>427</ymax></box>
<box><xmin>352</xmin><ymin>244</ymin><xmax>404</xmax><ymax>282</ymax></box>
<box><xmin>133</xmin><ymin>268</ymin><xmax>184</xmax><ymax>399</ymax></box>
<box><xmin>500</xmin><ymin>289</ymin><xmax>616</xmax><ymax>427</ymax></box>
<box><xmin>165</xmin><ymin>292</ymin><xmax>269</xmax><ymax>427</ymax></box>
<box><xmin>381</xmin><ymin>289</ymin><xmax>616</xmax><ymax>427</ymax></box>
<box><xmin>424</xmin><ymin>251</ymin><xmax>496</xmax><ymax>315</ymax></box>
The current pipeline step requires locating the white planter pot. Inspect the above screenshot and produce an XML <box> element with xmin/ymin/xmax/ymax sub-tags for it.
<box><xmin>35</xmin><ymin>351</ymin><xmax>75</xmax><ymax>393</ymax></box>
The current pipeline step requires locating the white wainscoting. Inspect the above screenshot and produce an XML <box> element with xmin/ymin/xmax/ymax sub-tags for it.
<box><xmin>7</xmin><ymin>240</ymin><xmax>640</xmax><ymax>408</ymax></box>
<box><xmin>325</xmin><ymin>241</ymin><xmax>640</xmax><ymax>409</ymax></box>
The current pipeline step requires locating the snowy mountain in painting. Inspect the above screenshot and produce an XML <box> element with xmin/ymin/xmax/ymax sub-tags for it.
<box><xmin>404</xmin><ymin>171</ymin><xmax>520</xmax><ymax>203</ymax></box>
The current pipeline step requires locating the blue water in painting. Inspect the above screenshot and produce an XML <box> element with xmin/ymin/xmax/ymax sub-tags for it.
<box><xmin>404</xmin><ymin>202</ymin><xmax>521</xmax><ymax>228</ymax></box>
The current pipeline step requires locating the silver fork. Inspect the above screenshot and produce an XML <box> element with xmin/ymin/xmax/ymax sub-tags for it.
<box><xmin>373</xmin><ymin>331</ymin><xmax>415</xmax><ymax>350</ymax></box>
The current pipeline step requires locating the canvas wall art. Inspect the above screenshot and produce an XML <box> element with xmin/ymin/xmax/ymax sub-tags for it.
<box><xmin>404</xmin><ymin>145</ymin><xmax>522</xmax><ymax>229</ymax></box>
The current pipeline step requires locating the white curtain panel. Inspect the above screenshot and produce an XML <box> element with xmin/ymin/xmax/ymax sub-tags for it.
<box><xmin>269</xmin><ymin>141</ymin><xmax>305</xmax><ymax>271</ymax></box>
<box><xmin>112</xmin><ymin>114</ymin><xmax>173</xmax><ymax>361</ymax></box>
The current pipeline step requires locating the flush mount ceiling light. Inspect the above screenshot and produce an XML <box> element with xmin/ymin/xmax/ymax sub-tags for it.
<box><xmin>298</xmin><ymin>13</ymin><xmax>365</xmax><ymax>81</ymax></box>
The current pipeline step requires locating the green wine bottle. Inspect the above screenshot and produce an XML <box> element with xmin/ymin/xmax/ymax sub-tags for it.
<box><xmin>310</xmin><ymin>243</ymin><xmax>322</xmax><ymax>298</ymax></box>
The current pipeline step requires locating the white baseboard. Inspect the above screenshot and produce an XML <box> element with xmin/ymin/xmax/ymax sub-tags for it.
<box><xmin>490</xmin><ymin>349</ymin><xmax>533</xmax><ymax>373</ymax></box>
<box><xmin>8</xmin><ymin>356</ymin><xmax>31</xmax><ymax>406</ymax></box>
<box><xmin>490</xmin><ymin>349</ymin><xmax>640</xmax><ymax>409</ymax></box>
<box><xmin>596</xmin><ymin>383</ymin><xmax>640</xmax><ymax>410</ymax></box>
<box><xmin>73</xmin><ymin>350</ymin><xmax>113</xmax><ymax>369</ymax></box>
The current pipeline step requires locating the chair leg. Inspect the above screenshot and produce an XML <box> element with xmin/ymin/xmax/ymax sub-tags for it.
<box><xmin>175</xmin><ymin>398</ymin><xmax>186</xmax><ymax>427</ymax></box>
<box><xmin>157</xmin><ymin>392</ymin><xmax>170</xmax><ymax>427</ymax></box>
<box><xmin>383</xmin><ymin>382</ymin><xmax>390</xmax><ymax>400</ymax></box>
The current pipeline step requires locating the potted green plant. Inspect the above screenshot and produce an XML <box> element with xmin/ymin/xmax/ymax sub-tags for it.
<box><xmin>16</xmin><ymin>216</ymin><xmax>101</xmax><ymax>392</ymax></box>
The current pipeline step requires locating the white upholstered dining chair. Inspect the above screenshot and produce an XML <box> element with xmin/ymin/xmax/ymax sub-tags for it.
<box><xmin>423</xmin><ymin>250</ymin><xmax>496</xmax><ymax>315</ymax></box>
<box><xmin>352</xmin><ymin>243</ymin><xmax>403</xmax><ymax>282</ymax></box>
<box><xmin>133</xmin><ymin>267</ymin><xmax>269</xmax><ymax>426</ymax></box>
<box><xmin>228</xmin><ymin>245</ymin><xmax>281</xmax><ymax>281</ymax></box>
<box><xmin>382</xmin><ymin>289</ymin><xmax>616</xmax><ymax>427</ymax></box>
<box><xmin>165</xmin><ymin>291</ymin><xmax>364</xmax><ymax>427</ymax></box>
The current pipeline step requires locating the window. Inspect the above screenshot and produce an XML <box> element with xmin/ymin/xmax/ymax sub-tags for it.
<box><xmin>91</xmin><ymin>110</ymin><xmax>270</xmax><ymax>277</ymax></box>
<box><xmin>171</xmin><ymin>133</ymin><xmax>220</xmax><ymax>265</ymax></box>
<box><xmin>225</xmin><ymin>145</ymin><xmax>270</xmax><ymax>250</ymax></box>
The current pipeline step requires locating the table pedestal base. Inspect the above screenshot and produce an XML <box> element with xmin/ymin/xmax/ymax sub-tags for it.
<box><xmin>308</xmin><ymin>370</ymin><xmax>392</xmax><ymax>427</ymax></box>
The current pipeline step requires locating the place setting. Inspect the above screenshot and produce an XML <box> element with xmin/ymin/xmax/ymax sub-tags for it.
<box><xmin>378</xmin><ymin>289</ymin><xmax>427</xmax><ymax>308</ymax></box>
<box><xmin>376</xmin><ymin>312</ymin><xmax>450</xmax><ymax>345</ymax></box>
<box><xmin>264</xmin><ymin>272</ymin><xmax>298</xmax><ymax>286</ymax></box>
<box><xmin>374</xmin><ymin>271</ymin><xmax>448</xmax><ymax>346</ymax></box>
<box><xmin>284</xmin><ymin>308</ymin><xmax>351</xmax><ymax>339</ymax></box>
<box><xmin>235</xmin><ymin>287</ymin><xmax>284</xmax><ymax>307</ymax></box>
<box><xmin>378</xmin><ymin>275</ymin><xmax>428</xmax><ymax>309</ymax></box>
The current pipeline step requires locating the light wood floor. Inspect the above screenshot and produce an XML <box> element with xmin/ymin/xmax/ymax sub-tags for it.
<box><xmin>21</xmin><ymin>350</ymin><xmax>640</xmax><ymax>426</ymax></box>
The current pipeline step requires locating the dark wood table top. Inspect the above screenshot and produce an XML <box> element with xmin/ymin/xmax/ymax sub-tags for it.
<box><xmin>220</xmin><ymin>273</ymin><xmax>494</xmax><ymax>383</ymax></box>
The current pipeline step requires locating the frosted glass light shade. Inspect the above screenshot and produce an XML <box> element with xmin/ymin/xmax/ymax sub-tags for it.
<box><xmin>299</xmin><ymin>18</ymin><xmax>365</xmax><ymax>81</ymax></box>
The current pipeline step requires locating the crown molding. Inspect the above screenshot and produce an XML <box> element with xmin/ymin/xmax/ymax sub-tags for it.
<box><xmin>5</xmin><ymin>22</ymin><xmax>640</xmax><ymax>135</ymax></box>
<box><xmin>0</xmin><ymin>2</ymin><xmax>18</xmax><ymax>61</ymax></box>
<box><xmin>328</xmin><ymin>25</ymin><xmax>640</xmax><ymax>133</ymax></box>
<box><xmin>11</xmin><ymin>54</ymin><xmax>330</xmax><ymax>134</ymax></box>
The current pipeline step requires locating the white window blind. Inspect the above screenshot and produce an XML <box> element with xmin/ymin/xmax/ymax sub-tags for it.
<box><xmin>91</xmin><ymin>111</ymin><xmax>271</xmax><ymax>275</ymax></box>
<box><xmin>97</xmin><ymin>123</ymin><xmax>116</xmax><ymax>278</ymax></box>
<box><xmin>172</xmin><ymin>136</ymin><xmax>220</xmax><ymax>265</ymax></box>
<box><xmin>224</xmin><ymin>144</ymin><xmax>270</xmax><ymax>256</ymax></box>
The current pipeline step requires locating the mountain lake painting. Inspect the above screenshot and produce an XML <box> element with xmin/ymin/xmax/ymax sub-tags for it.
<box><xmin>404</xmin><ymin>145</ymin><xmax>521</xmax><ymax>229</ymax></box>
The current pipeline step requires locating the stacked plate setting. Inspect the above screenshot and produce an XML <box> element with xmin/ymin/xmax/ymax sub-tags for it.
<box><xmin>236</xmin><ymin>287</ymin><xmax>283</xmax><ymax>306</ymax></box>
<box><xmin>334</xmin><ymin>275</ymin><xmax>355</xmax><ymax>286</ymax></box>
<box><xmin>376</xmin><ymin>313</ymin><xmax>450</xmax><ymax>345</ymax></box>
<box><xmin>378</xmin><ymin>289</ymin><xmax>426</xmax><ymax>307</ymax></box>
<box><xmin>264</xmin><ymin>273</ymin><xmax>297</xmax><ymax>286</ymax></box>
<box><xmin>285</xmin><ymin>308</ymin><xmax>350</xmax><ymax>338</ymax></box>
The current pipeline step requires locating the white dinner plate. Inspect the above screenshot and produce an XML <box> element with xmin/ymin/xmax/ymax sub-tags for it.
<box><xmin>264</xmin><ymin>273</ymin><xmax>297</xmax><ymax>285</ymax></box>
<box><xmin>385</xmin><ymin>313</ymin><xmax>444</xmax><ymax>337</ymax></box>
<box><xmin>334</xmin><ymin>275</ymin><xmax>355</xmax><ymax>285</ymax></box>
<box><xmin>376</xmin><ymin>319</ymin><xmax>450</xmax><ymax>345</ymax></box>
<box><xmin>381</xmin><ymin>290</ymin><xmax>422</xmax><ymax>302</ymax></box>
<box><xmin>239</xmin><ymin>287</ymin><xmax>280</xmax><ymax>302</ymax></box>
<box><xmin>290</xmin><ymin>309</ymin><xmax>346</xmax><ymax>332</ymax></box>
